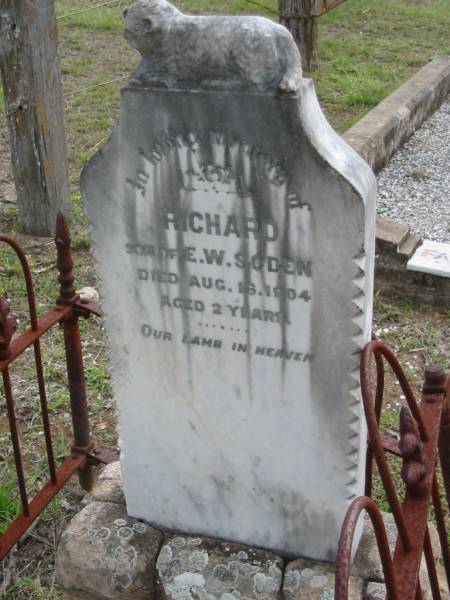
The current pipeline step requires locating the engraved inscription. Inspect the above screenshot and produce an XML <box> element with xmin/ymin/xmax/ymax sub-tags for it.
<box><xmin>123</xmin><ymin>130</ymin><xmax>313</xmax><ymax>361</ymax></box>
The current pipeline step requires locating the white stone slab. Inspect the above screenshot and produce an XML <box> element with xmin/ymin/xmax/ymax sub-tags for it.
<box><xmin>407</xmin><ymin>240</ymin><xmax>450</xmax><ymax>278</ymax></box>
<box><xmin>82</xmin><ymin>0</ymin><xmax>376</xmax><ymax>562</ymax></box>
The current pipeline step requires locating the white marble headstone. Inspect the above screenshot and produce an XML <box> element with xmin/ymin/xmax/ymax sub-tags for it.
<box><xmin>82</xmin><ymin>0</ymin><xmax>376</xmax><ymax>561</ymax></box>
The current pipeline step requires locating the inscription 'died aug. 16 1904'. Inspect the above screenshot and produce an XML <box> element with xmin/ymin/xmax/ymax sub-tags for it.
<box><xmin>123</xmin><ymin>129</ymin><xmax>313</xmax><ymax>364</ymax></box>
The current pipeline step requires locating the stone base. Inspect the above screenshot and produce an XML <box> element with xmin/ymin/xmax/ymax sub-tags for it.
<box><xmin>55</xmin><ymin>501</ymin><xmax>162</xmax><ymax>600</ymax></box>
<box><xmin>56</xmin><ymin>463</ymin><xmax>449</xmax><ymax>599</ymax></box>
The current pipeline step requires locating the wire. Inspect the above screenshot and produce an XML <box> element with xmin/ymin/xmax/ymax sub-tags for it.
<box><xmin>64</xmin><ymin>75</ymin><xmax>125</xmax><ymax>97</ymax></box>
<box><xmin>57</xmin><ymin>0</ymin><xmax>124</xmax><ymax>20</ymax></box>
<box><xmin>243</xmin><ymin>0</ymin><xmax>278</xmax><ymax>15</ymax></box>
<box><xmin>59</xmin><ymin>0</ymin><xmax>278</xmax><ymax>21</ymax></box>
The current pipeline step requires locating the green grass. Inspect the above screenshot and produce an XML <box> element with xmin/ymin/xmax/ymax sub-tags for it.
<box><xmin>53</xmin><ymin>0</ymin><xmax>450</xmax><ymax>179</ymax></box>
<box><xmin>4</xmin><ymin>576</ymin><xmax>63</xmax><ymax>600</ymax></box>
<box><xmin>0</xmin><ymin>459</ymin><xmax>58</xmax><ymax>534</ymax></box>
<box><xmin>56</xmin><ymin>0</ymin><xmax>129</xmax><ymax>31</ymax></box>
<box><xmin>314</xmin><ymin>0</ymin><xmax>450</xmax><ymax>128</ymax></box>
<box><xmin>0</xmin><ymin>476</ymin><xmax>21</xmax><ymax>534</ymax></box>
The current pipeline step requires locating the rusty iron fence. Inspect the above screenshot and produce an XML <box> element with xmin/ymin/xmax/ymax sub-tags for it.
<box><xmin>315</xmin><ymin>0</ymin><xmax>348</xmax><ymax>16</ymax></box>
<box><xmin>335</xmin><ymin>341</ymin><xmax>450</xmax><ymax>599</ymax></box>
<box><xmin>278</xmin><ymin>0</ymin><xmax>347</xmax><ymax>18</ymax></box>
<box><xmin>0</xmin><ymin>214</ymin><xmax>117</xmax><ymax>561</ymax></box>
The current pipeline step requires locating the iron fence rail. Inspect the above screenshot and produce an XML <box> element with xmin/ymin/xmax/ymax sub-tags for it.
<box><xmin>317</xmin><ymin>0</ymin><xmax>347</xmax><ymax>15</ymax></box>
<box><xmin>0</xmin><ymin>214</ymin><xmax>116</xmax><ymax>561</ymax></box>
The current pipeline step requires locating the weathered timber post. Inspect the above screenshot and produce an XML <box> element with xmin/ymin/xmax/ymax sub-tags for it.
<box><xmin>0</xmin><ymin>0</ymin><xmax>70</xmax><ymax>236</ymax></box>
<box><xmin>278</xmin><ymin>0</ymin><xmax>319</xmax><ymax>71</ymax></box>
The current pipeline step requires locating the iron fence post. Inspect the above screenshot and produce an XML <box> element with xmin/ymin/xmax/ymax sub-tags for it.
<box><xmin>55</xmin><ymin>213</ymin><xmax>95</xmax><ymax>491</ymax></box>
<box><xmin>423</xmin><ymin>365</ymin><xmax>450</xmax><ymax>508</ymax></box>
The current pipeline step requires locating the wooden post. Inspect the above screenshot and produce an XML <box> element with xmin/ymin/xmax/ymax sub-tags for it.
<box><xmin>278</xmin><ymin>0</ymin><xmax>319</xmax><ymax>72</ymax></box>
<box><xmin>0</xmin><ymin>0</ymin><xmax>70</xmax><ymax>236</ymax></box>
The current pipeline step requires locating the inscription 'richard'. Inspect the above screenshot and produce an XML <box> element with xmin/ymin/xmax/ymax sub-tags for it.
<box><xmin>161</xmin><ymin>208</ymin><xmax>278</xmax><ymax>241</ymax></box>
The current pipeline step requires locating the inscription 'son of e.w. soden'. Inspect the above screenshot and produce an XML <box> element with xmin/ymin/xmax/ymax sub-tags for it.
<box><xmin>123</xmin><ymin>130</ymin><xmax>314</xmax><ymax>362</ymax></box>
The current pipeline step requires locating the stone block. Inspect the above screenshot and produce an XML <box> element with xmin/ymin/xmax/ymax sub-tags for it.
<box><xmin>353</xmin><ymin>511</ymin><xmax>444</xmax><ymax>591</ymax></box>
<box><xmin>353</xmin><ymin>512</ymin><xmax>398</xmax><ymax>582</ymax></box>
<box><xmin>56</xmin><ymin>494</ymin><xmax>449</xmax><ymax>599</ymax></box>
<box><xmin>282</xmin><ymin>559</ymin><xmax>363</xmax><ymax>599</ymax></box>
<box><xmin>364</xmin><ymin>581</ymin><xmax>385</xmax><ymax>599</ymax></box>
<box><xmin>83</xmin><ymin>461</ymin><xmax>125</xmax><ymax>505</ymax></box>
<box><xmin>55</xmin><ymin>501</ymin><xmax>162</xmax><ymax>600</ymax></box>
<box><xmin>157</xmin><ymin>535</ymin><xmax>283</xmax><ymax>599</ymax></box>
<box><xmin>376</xmin><ymin>216</ymin><xmax>410</xmax><ymax>252</ymax></box>
<box><xmin>420</xmin><ymin>559</ymin><xmax>450</xmax><ymax>600</ymax></box>
<box><xmin>398</xmin><ymin>233</ymin><xmax>422</xmax><ymax>258</ymax></box>
<box><xmin>77</xmin><ymin>287</ymin><xmax>100</xmax><ymax>302</ymax></box>
<box><xmin>365</xmin><ymin>561</ymin><xmax>450</xmax><ymax>600</ymax></box>
<box><xmin>353</xmin><ymin>512</ymin><xmax>440</xmax><ymax>581</ymax></box>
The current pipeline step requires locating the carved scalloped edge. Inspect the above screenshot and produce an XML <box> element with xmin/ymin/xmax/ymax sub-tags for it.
<box><xmin>345</xmin><ymin>249</ymin><xmax>367</xmax><ymax>499</ymax></box>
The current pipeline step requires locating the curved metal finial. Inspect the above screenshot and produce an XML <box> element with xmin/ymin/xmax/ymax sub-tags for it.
<box><xmin>55</xmin><ymin>213</ymin><xmax>77</xmax><ymax>305</ymax></box>
<box><xmin>423</xmin><ymin>364</ymin><xmax>446</xmax><ymax>395</ymax></box>
<box><xmin>399</xmin><ymin>406</ymin><xmax>427</xmax><ymax>497</ymax></box>
<box><xmin>0</xmin><ymin>297</ymin><xmax>17</xmax><ymax>360</ymax></box>
<box><xmin>0</xmin><ymin>235</ymin><xmax>39</xmax><ymax>331</ymax></box>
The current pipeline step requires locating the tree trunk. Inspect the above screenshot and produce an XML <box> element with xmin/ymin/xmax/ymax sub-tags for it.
<box><xmin>0</xmin><ymin>0</ymin><xmax>70</xmax><ymax>236</ymax></box>
<box><xmin>278</xmin><ymin>0</ymin><xmax>319</xmax><ymax>72</ymax></box>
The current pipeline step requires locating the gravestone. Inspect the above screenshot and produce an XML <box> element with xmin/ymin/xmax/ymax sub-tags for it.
<box><xmin>82</xmin><ymin>0</ymin><xmax>376</xmax><ymax>561</ymax></box>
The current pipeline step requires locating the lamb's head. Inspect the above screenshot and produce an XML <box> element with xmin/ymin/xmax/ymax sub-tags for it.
<box><xmin>124</xmin><ymin>0</ymin><xmax>181</xmax><ymax>53</ymax></box>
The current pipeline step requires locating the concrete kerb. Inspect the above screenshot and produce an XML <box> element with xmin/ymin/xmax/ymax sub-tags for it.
<box><xmin>344</xmin><ymin>55</ymin><xmax>450</xmax><ymax>174</ymax></box>
<box><xmin>343</xmin><ymin>55</ymin><xmax>450</xmax><ymax>308</ymax></box>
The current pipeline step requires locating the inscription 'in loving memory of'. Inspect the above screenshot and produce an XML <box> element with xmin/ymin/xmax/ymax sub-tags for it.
<box><xmin>124</xmin><ymin>131</ymin><xmax>313</xmax><ymax>360</ymax></box>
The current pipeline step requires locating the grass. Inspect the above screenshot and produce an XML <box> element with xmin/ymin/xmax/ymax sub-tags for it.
<box><xmin>3</xmin><ymin>576</ymin><xmax>62</xmax><ymax>600</ymax></box>
<box><xmin>0</xmin><ymin>0</ymin><xmax>449</xmax><ymax>595</ymax></box>
<box><xmin>314</xmin><ymin>0</ymin><xmax>450</xmax><ymax>128</ymax></box>
<box><xmin>51</xmin><ymin>0</ymin><xmax>450</xmax><ymax>181</ymax></box>
<box><xmin>0</xmin><ymin>478</ymin><xmax>21</xmax><ymax>535</ymax></box>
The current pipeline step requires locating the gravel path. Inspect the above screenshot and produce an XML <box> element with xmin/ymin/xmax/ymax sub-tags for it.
<box><xmin>376</xmin><ymin>98</ymin><xmax>450</xmax><ymax>243</ymax></box>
